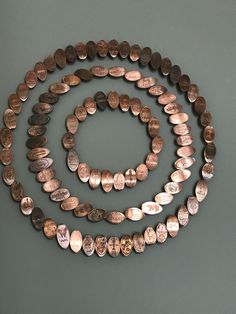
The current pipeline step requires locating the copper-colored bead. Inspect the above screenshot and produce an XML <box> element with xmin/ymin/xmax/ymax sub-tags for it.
<box><xmin>77</xmin><ymin>163</ymin><xmax>90</xmax><ymax>183</ymax></box>
<box><xmin>27</xmin><ymin>123</ymin><xmax>46</xmax><ymax>136</ymax></box>
<box><xmin>158</xmin><ymin>92</ymin><xmax>176</xmax><ymax>105</ymax></box>
<box><xmin>203</xmin><ymin>126</ymin><xmax>215</xmax><ymax>143</ymax></box>
<box><xmin>173</xmin><ymin>123</ymin><xmax>191</xmax><ymax>136</ymax></box>
<box><xmin>11</xmin><ymin>181</ymin><xmax>24</xmax><ymax>202</ymax></box>
<box><xmin>177</xmin><ymin>146</ymin><xmax>196</xmax><ymax>157</ymax></box>
<box><xmin>105</xmin><ymin>211</ymin><xmax>125</xmax><ymax>224</ymax></box>
<box><xmin>152</xmin><ymin>136</ymin><xmax>164</xmax><ymax>154</ymax></box>
<box><xmin>8</xmin><ymin>94</ymin><xmax>22</xmax><ymax>114</ymax></box>
<box><xmin>34</xmin><ymin>62</ymin><xmax>47</xmax><ymax>82</ymax></box>
<box><xmin>204</xmin><ymin>143</ymin><xmax>216</xmax><ymax>162</ymax></box>
<box><xmin>107</xmin><ymin>237</ymin><xmax>120</xmax><ymax>257</ymax></box>
<box><xmin>49</xmin><ymin>83</ymin><xmax>70</xmax><ymax>95</ymax></box>
<box><xmin>169</xmin><ymin>113</ymin><xmax>189</xmax><ymax>124</ymax></box>
<box><xmin>82</xmin><ymin>235</ymin><xmax>95</xmax><ymax>255</ymax></box>
<box><xmin>43</xmin><ymin>218</ymin><xmax>57</xmax><ymax>239</ymax></box>
<box><xmin>125</xmin><ymin>169</ymin><xmax>137</xmax><ymax>188</ymax></box>
<box><xmin>62</xmin><ymin>132</ymin><xmax>75</xmax><ymax>150</ymax></box>
<box><xmin>125</xmin><ymin>207</ymin><xmax>144</xmax><ymax>221</ymax></box>
<box><xmin>108</xmin><ymin>39</ymin><xmax>119</xmax><ymax>58</ymax></box>
<box><xmin>26</xmin><ymin>135</ymin><xmax>47</xmax><ymax>149</ymax></box>
<box><xmin>177</xmin><ymin>134</ymin><xmax>193</xmax><ymax>146</ymax></box>
<box><xmin>39</xmin><ymin>92</ymin><xmax>59</xmax><ymax>104</ymax></box>
<box><xmin>27</xmin><ymin>148</ymin><xmax>50</xmax><ymax>161</ymax></box>
<box><xmin>113</xmin><ymin>172</ymin><xmax>125</xmax><ymax>191</ymax></box>
<box><xmin>144</xmin><ymin>226</ymin><xmax>157</xmax><ymax>245</ymax></box>
<box><xmin>164</xmin><ymin>181</ymin><xmax>183</xmax><ymax>194</ymax></box>
<box><xmin>119</xmin><ymin>41</ymin><xmax>130</xmax><ymax>59</ymax></box>
<box><xmin>130</xmin><ymin>97</ymin><xmax>142</xmax><ymax>116</ymax></box>
<box><xmin>97</xmin><ymin>40</ymin><xmax>109</xmax><ymax>57</ymax></box>
<box><xmin>61</xmin><ymin>196</ymin><xmax>79</xmax><ymax>211</ymax></box>
<box><xmin>33</xmin><ymin>103</ymin><xmax>53</xmax><ymax>114</ymax></box>
<box><xmin>187</xmin><ymin>196</ymin><xmax>199</xmax><ymax>215</ymax></box>
<box><xmin>170</xmin><ymin>65</ymin><xmax>181</xmax><ymax>84</ymax></box>
<box><xmin>54</xmin><ymin>48</ymin><xmax>66</xmax><ymax>69</ymax></box>
<box><xmin>136</xmin><ymin>163</ymin><xmax>148</xmax><ymax>181</ymax></box>
<box><xmin>148</xmin><ymin>117</ymin><xmax>160</xmax><ymax>138</ymax></box>
<box><xmin>156</xmin><ymin>223</ymin><xmax>168</xmax><ymax>243</ymax></box>
<box><xmin>136</xmin><ymin>76</ymin><xmax>157</xmax><ymax>89</ymax></box>
<box><xmin>70</xmin><ymin>230</ymin><xmax>83</xmax><ymax>253</ymax></box>
<box><xmin>133</xmin><ymin>233</ymin><xmax>145</xmax><ymax>253</ymax></box>
<box><xmin>195</xmin><ymin>179</ymin><xmax>208</xmax><ymax>202</ymax></box>
<box><xmin>129</xmin><ymin>44</ymin><xmax>141</xmax><ymax>62</ymax></box>
<box><xmin>43</xmin><ymin>178</ymin><xmax>61</xmax><ymax>193</ymax></box>
<box><xmin>177</xmin><ymin>205</ymin><xmax>189</xmax><ymax>227</ymax></box>
<box><xmin>171</xmin><ymin>169</ymin><xmax>191</xmax><ymax>182</ymax></box>
<box><xmin>187</xmin><ymin>84</ymin><xmax>199</xmax><ymax>103</ymax></box>
<box><xmin>160</xmin><ymin>57</ymin><xmax>172</xmax><ymax>75</ymax></box>
<box><xmin>107</xmin><ymin>91</ymin><xmax>119</xmax><ymax>109</ymax></box>
<box><xmin>74</xmin><ymin>68</ymin><xmax>93</xmax><ymax>81</ymax></box>
<box><xmin>74</xmin><ymin>203</ymin><xmax>93</xmax><ymax>217</ymax></box>
<box><xmin>17</xmin><ymin>83</ymin><xmax>29</xmax><ymax>102</ymax></box>
<box><xmin>140</xmin><ymin>106</ymin><xmax>151</xmax><ymax>123</ymax></box>
<box><xmin>57</xmin><ymin>224</ymin><xmax>70</xmax><ymax>249</ymax></box>
<box><xmin>139</xmin><ymin>47</ymin><xmax>152</xmax><ymax>66</ymax></box>
<box><xmin>50</xmin><ymin>188</ymin><xmax>70</xmax><ymax>202</ymax></box>
<box><xmin>67</xmin><ymin>149</ymin><xmax>79</xmax><ymax>172</ymax></box>
<box><xmin>119</xmin><ymin>94</ymin><xmax>130</xmax><ymax>112</ymax></box>
<box><xmin>44</xmin><ymin>55</ymin><xmax>56</xmax><ymax>72</ymax></box>
<box><xmin>200</xmin><ymin>111</ymin><xmax>212</xmax><ymax>127</ymax></box>
<box><xmin>95</xmin><ymin>235</ymin><xmax>108</xmax><ymax>257</ymax></box>
<box><xmin>166</xmin><ymin>215</ymin><xmax>179</xmax><ymax>237</ymax></box>
<box><xmin>109</xmin><ymin>66</ymin><xmax>126</xmax><ymax>77</ymax></box>
<box><xmin>125</xmin><ymin>70</ymin><xmax>142</xmax><ymax>82</ymax></box>
<box><xmin>88</xmin><ymin>208</ymin><xmax>105</xmax><ymax>222</ymax></box>
<box><xmin>84</xmin><ymin>97</ymin><xmax>97</xmax><ymax>115</ymax></box>
<box><xmin>75</xmin><ymin>42</ymin><xmax>87</xmax><ymax>60</ymax></box>
<box><xmin>75</xmin><ymin>105</ymin><xmax>87</xmax><ymax>121</ymax></box>
<box><xmin>66</xmin><ymin>114</ymin><xmax>79</xmax><ymax>134</ymax></box>
<box><xmin>164</xmin><ymin>103</ymin><xmax>183</xmax><ymax>115</ymax></box>
<box><xmin>148</xmin><ymin>85</ymin><xmax>167</xmax><ymax>96</ymax></box>
<box><xmin>2</xmin><ymin>165</ymin><xmax>15</xmax><ymax>186</ymax></box>
<box><xmin>141</xmin><ymin>201</ymin><xmax>163</xmax><ymax>215</ymax></box>
<box><xmin>25</xmin><ymin>71</ymin><xmax>37</xmax><ymax>89</ymax></box>
<box><xmin>194</xmin><ymin>96</ymin><xmax>206</xmax><ymax>115</ymax></box>
<box><xmin>20</xmin><ymin>197</ymin><xmax>34</xmax><ymax>216</ymax></box>
<box><xmin>28</xmin><ymin>114</ymin><xmax>50</xmax><ymax>126</ymax></box>
<box><xmin>89</xmin><ymin>169</ymin><xmax>101</xmax><ymax>189</ymax></box>
<box><xmin>0</xmin><ymin>128</ymin><xmax>13</xmax><ymax>149</ymax></box>
<box><xmin>178</xmin><ymin>74</ymin><xmax>190</xmax><ymax>92</ymax></box>
<box><xmin>120</xmin><ymin>235</ymin><xmax>133</xmax><ymax>257</ymax></box>
<box><xmin>174</xmin><ymin>157</ymin><xmax>196</xmax><ymax>169</ymax></box>
<box><xmin>155</xmin><ymin>192</ymin><xmax>173</xmax><ymax>205</ymax></box>
<box><xmin>36</xmin><ymin>168</ymin><xmax>55</xmax><ymax>182</ymax></box>
<box><xmin>0</xmin><ymin>148</ymin><xmax>12</xmax><ymax>165</ymax></box>
<box><xmin>90</xmin><ymin>66</ymin><xmax>108</xmax><ymax>77</ymax></box>
<box><xmin>101</xmin><ymin>170</ymin><xmax>114</xmax><ymax>193</ymax></box>
<box><xmin>202</xmin><ymin>162</ymin><xmax>214</xmax><ymax>180</ymax></box>
<box><xmin>145</xmin><ymin>152</ymin><xmax>158</xmax><ymax>170</ymax></box>
<box><xmin>62</xmin><ymin>74</ymin><xmax>81</xmax><ymax>86</ymax></box>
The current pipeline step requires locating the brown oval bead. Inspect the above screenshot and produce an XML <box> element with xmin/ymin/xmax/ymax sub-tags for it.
<box><xmin>27</xmin><ymin>147</ymin><xmax>50</xmax><ymax>161</ymax></box>
<box><xmin>26</xmin><ymin>135</ymin><xmax>47</xmax><ymax>149</ymax></box>
<box><xmin>65</xmin><ymin>45</ymin><xmax>77</xmax><ymax>63</ymax></box>
<box><xmin>101</xmin><ymin>170</ymin><xmax>114</xmax><ymax>193</ymax></box>
<box><xmin>119</xmin><ymin>41</ymin><xmax>130</xmax><ymax>59</ymax></box>
<box><xmin>158</xmin><ymin>92</ymin><xmax>176</xmax><ymax>105</ymax></box>
<box><xmin>200</xmin><ymin>111</ymin><xmax>212</xmax><ymax>127</ymax></box>
<box><xmin>169</xmin><ymin>113</ymin><xmax>189</xmax><ymax>124</ymax></box>
<box><xmin>177</xmin><ymin>205</ymin><xmax>189</xmax><ymax>227</ymax></box>
<box><xmin>133</xmin><ymin>233</ymin><xmax>145</xmax><ymax>253</ymax></box>
<box><xmin>20</xmin><ymin>197</ymin><xmax>34</xmax><ymax>216</ymax></box>
<box><xmin>108</xmin><ymin>91</ymin><xmax>119</xmax><ymax>109</ymax></box>
<box><xmin>164</xmin><ymin>181</ymin><xmax>183</xmax><ymax>194</ymax></box>
<box><xmin>125</xmin><ymin>70</ymin><xmax>142</xmax><ymax>82</ymax></box>
<box><xmin>113</xmin><ymin>172</ymin><xmax>125</xmax><ymax>191</ymax></box>
<box><xmin>125</xmin><ymin>169</ymin><xmax>137</xmax><ymax>188</ymax></box>
<box><xmin>44</xmin><ymin>55</ymin><xmax>56</xmax><ymax>72</ymax></box>
<box><xmin>25</xmin><ymin>71</ymin><xmax>37</xmax><ymax>89</ymax></box>
<box><xmin>95</xmin><ymin>91</ymin><xmax>108</xmax><ymax>111</ymax></box>
<box><xmin>39</xmin><ymin>92</ymin><xmax>59</xmax><ymax>104</ymax></box>
<box><xmin>160</xmin><ymin>57</ymin><xmax>172</xmax><ymax>75</ymax></box>
<box><xmin>28</xmin><ymin>123</ymin><xmax>46</xmax><ymax>137</ymax></box>
<box><xmin>0</xmin><ymin>128</ymin><xmax>13</xmax><ymax>148</ymax></box>
<box><xmin>4</xmin><ymin>109</ymin><xmax>16</xmax><ymax>129</ymax></box>
<box><xmin>88</xmin><ymin>208</ymin><xmax>105</xmax><ymax>222</ymax></box>
<box><xmin>77</xmin><ymin>163</ymin><xmax>90</xmax><ymax>183</ymax></box>
<box><xmin>107</xmin><ymin>237</ymin><xmax>120</xmax><ymax>257</ymax></box>
<box><xmin>11</xmin><ymin>181</ymin><xmax>24</xmax><ymax>201</ymax></box>
<box><xmin>49</xmin><ymin>83</ymin><xmax>70</xmax><ymax>94</ymax></box>
<box><xmin>43</xmin><ymin>218</ymin><xmax>57</xmax><ymax>239</ymax></box>
<box><xmin>43</xmin><ymin>179</ymin><xmax>61</xmax><ymax>193</ymax></box>
<box><xmin>74</xmin><ymin>68</ymin><xmax>93</xmax><ymax>81</ymax></box>
<box><xmin>144</xmin><ymin>226</ymin><xmax>157</xmax><ymax>245</ymax></box>
<box><xmin>136</xmin><ymin>164</ymin><xmax>148</xmax><ymax>181</ymax></box>
<box><xmin>54</xmin><ymin>49</ymin><xmax>66</xmax><ymax>68</ymax></box>
<box><xmin>86</xmin><ymin>41</ymin><xmax>97</xmax><ymax>60</ymax></box>
<box><xmin>62</xmin><ymin>74</ymin><xmax>81</xmax><ymax>86</ymax></box>
<box><xmin>166</xmin><ymin>216</ymin><xmax>179</xmax><ymax>237</ymax></box>
<box><xmin>177</xmin><ymin>134</ymin><xmax>193</xmax><ymax>146</ymax></box>
<box><xmin>119</xmin><ymin>94</ymin><xmax>130</xmax><ymax>112</ymax></box>
<box><xmin>82</xmin><ymin>235</ymin><xmax>95</xmax><ymax>256</ymax></box>
<box><xmin>70</xmin><ymin>230</ymin><xmax>83</xmax><ymax>253</ymax></box>
<box><xmin>125</xmin><ymin>207</ymin><xmax>144</xmax><ymax>221</ymax></box>
<box><xmin>150</xmin><ymin>51</ymin><xmax>162</xmax><ymax>70</ymax></box>
<box><xmin>194</xmin><ymin>96</ymin><xmax>206</xmax><ymax>115</ymax></box>
<box><xmin>31</xmin><ymin>207</ymin><xmax>45</xmax><ymax>230</ymax></box>
<box><xmin>152</xmin><ymin>136</ymin><xmax>164</xmax><ymax>154</ymax></box>
<box><xmin>8</xmin><ymin>94</ymin><xmax>21</xmax><ymax>114</ymax></box>
<box><xmin>74</xmin><ymin>203</ymin><xmax>93</xmax><ymax>217</ymax></box>
<box><xmin>29</xmin><ymin>158</ymin><xmax>53</xmax><ymax>173</ymax></box>
<box><xmin>84</xmin><ymin>97</ymin><xmax>97</xmax><ymax>115</ymax></box>
<box><xmin>2</xmin><ymin>165</ymin><xmax>15</xmax><ymax>185</ymax></box>
<box><xmin>136</xmin><ymin>76</ymin><xmax>157</xmax><ymax>89</ymax></box>
<box><xmin>130</xmin><ymin>97</ymin><xmax>142</xmax><ymax>116</ymax></box>
<box><xmin>148</xmin><ymin>117</ymin><xmax>160</xmax><ymax>137</ymax></box>
<box><xmin>195</xmin><ymin>179</ymin><xmax>208</xmax><ymax>202</ymax></box>
<box><xmin>174</xmin><ymin>157</ymin><xmax>196</xmax><ymax>169</ymax></box>
<box><xmin>17</xmin><ymin>83</ymin><xmax>29</xmax><ymax>102</ymax></box>
<box><xmin>33</xmin><ymin>102</ymin><xmax>53</xmax><ymax>114</ymax></box>
<box><xmin>187</xmin><ymin>84</ymin><xmax>199</xmax><ymax>103</ymax></box>
<box><xmin>156</xmin><ymin>223</ymin><xmax>168</xmax><ymax>243</ymax></box>
<box><xmin>202</xmin><ymin>163</ymin><xmax>214</xmax><ymax>180</ymax></box>
<box><xmin>28</xmin><ymin>114</ymin><xmax>50</xmax><ymax>125</ymax></box>
<box><xmin>177</xmin><ymin>146</ymin><xmax>196</xmax><ymax>157</ymax></box>
<box><xmin>155</xmin><ymin>192</ymin><xmax>173</xmax><ymax>205</ymax></box>
<box><xmin>62</xmin><ymin>132</ymin><xmax>75</xmax><ymax>150</ymax></box>
<box><xmin>75</xmin><ymin>105</ymin><xmax>87</xmax><ymax>121</ymax></box>
<box><xmin>164</xmin><ymin>103</ymin><xmax>183</xmax><ymax>115</ymax></box>
<box><xmin>187</xmin><ymin>196</ymin><xmax>199</xmax><ymax>215</ymax></box>
<box><xmin>120</xmin><ymin>235</ymin><xmax>133</xmax><ymax>257</ymax></box>
<box><xmin>34</xmin><ymin>62</ymin><xmax>47</xmax><ymax>81</ymax></box>
<box><xmin>95</xmin><ymin>235</ymin><xmax>108</xmax><ymax>257</ymax></box>
<box><xmin>170</xmin><ymin>65</ymin><xmax>181</xmax><ymax>84</ymax></box>
<box><xmin>75</xmin><ymin>42</ymin><xmax>87</xmax><ymax>59</ymax></box>
<box><xmin>109</xmin><ymin>66</ymin><xmax>126</xmax><ymax>77</ymax></box>
<box><xmin>140</xmin><ymin>106</ymin><xmax>151</xmax><ymax>123</ymax></box>
<box><xmin>36</xmin><ymin>168</ymin><xmax>55</xmax><ymax>182</ymax></box>
<box><xmin>67</xmin><ymin>149</ymin><xmax>79</xmax><ymax>172</ymax></box>
<box><xmin>66</xmin><ymin>114</ymin><xmax>79</xmax><ymax>134</ymax></box>
<box><xmin>108</xmin><ymin>39</ymin><xmax>119</xmax><ymax>58</ymax></box>
<box><xmin>178</xmin><ymin>74</ymin><xmax>190</xmax><ymax>92</ymax></box>
<box><xmin>97</xmin><ymin>40</ymin><xmax>108</xmax><ymax>57</ymax></box>
<box><xmin>61</xmin><ymin>196</ymin><xmax>79</xmax><ymax>211</ymax></box>
<box><xmin>204</xmin><ymin>142</ymin><xmax>216</xmax><ymax>162</ymax></box>
<box><xmin>171</xmin><ymin>169</ymin><xmax>191</xmax><ymax>182</ymax></box>
<box><xmin>141</xmin><ymin>201</ymin><xmax>163</xmax><ymax>215</ymax></box>
<box><xmin>173</xmin><ymin>123</ymin><xmax>191</xmax><ymax>136</ymax></box>
<box><xmin>0</xmin><ymin>148</ymin><xmax>13</xmax><ymax>165</ymax></box>
<box><xmin>139</xmin><ymin>47</ymin><xmax>152</xmax><ymax>66</ymax></box>
<box><xmin>148</xmin><ymin>85</ymin><xmax>167</xmax><ymax>96</ymax></box>
<box><xmin>89</xmin><ymin>169</ymin><xmax>101</xmax><ymax>189</ymax></box>
<box><xmin>129</xmin><ymin>44</ymin><xmax>141</xmax><ymax>62</ymax></box>
<box><xmin>57</xmin><ymin>224</ymin><xmax>70</xmax><ymax>249</ymax></box>
<box><xmin>203</xmin><ymin>126</ymin><xmax>215</xmax><ymax>143</ymax></box>
<box><xmin>105</xmin><ymin>211</ymin><xmax>125</xmax><ymax>224</ymax></box>
<box><xmin>90</xmin><ymin>65</ymin><xmax>108</xmax><ymax>77</ymax></box>
<box><xmin>145</xmin><ymin>152</ymin><xmax>158</xmax><ymax>170</ymax></box>
<box><xmin>50</xmin><ymin>188</ymin><xmax>70</xmax><ymax>202</ymax></box>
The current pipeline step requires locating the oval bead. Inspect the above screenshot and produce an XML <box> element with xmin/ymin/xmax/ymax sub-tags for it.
<box><xmin>171</xmin><ymin>169</ymin><xmax>191</xmax><ymax>182</ymax></box>
<box><xmin>174</xmin><ymin>157</ymin><xmax>196</xmax><ymax>169</ymax></box>
<box><xmin>136</xmin><ymin>76</ymin><xmax>156</xmax><ymax>89</ymax></box>
<box><xmin>133</xmin><ymin>233</ymin><xmax>145</xmax><ymax>253</ymax></box>
<box><xmin>144</xmin><ymin>226</ymin><xmax>157</xmax><ymax>245</ymax></box>
<box><xmin>67</xmin><ymin>149</ymin><xmax>79</xmax><ymax>172</ymax></box>
<box><xmin>57</xmin><ymin>224</ymin><xmax>70</xmax><ymax>249</ymax></box>
<box><xmin>166</xmin><ymin>216</ymin><xmax>179</xmax><ymax>238</ymax></box>
<box><xmin>101</xmin><ymin>170</ymin><xmax>114</xmax><ymax>193</ymax></box>
<box><xmin>50</xmin><ymin>188</ymin><xmax>70</xmax><ymax>202</ymax></box>
<box><xmin>164</xmin><ymin>181</ymin><xmax>183</xmax><ymax>194</ymax></box>
<box><xmin>125</xmin><ymin>207</ymin><xmax>144</xmax><ymax>221</ymax></box>
<box><xmin>95</xmin><ymin>235</ymin><xmax>108</xmax><ymax>257</ymax></box>
<box><xmin>141</xmin><ymin>201</ymin><xmax>163</xmax><ymax>215</ymax></box>
<box><xmin>154</xmin><ymin>192</ymin><xmax>173</xmax><ymax>205</ymax></box>
<box><xmin>120</xmin><ymin>235</ymin><xmax>133</xmax><ymax>257</ymax></box>
<box><xmin>82</xmin><ymin>235</ymin><xmax>95</xmax><ymax>256</ymax></box>
<box><xmin>158</xmin><ymin>92</ymin><xmax>176</xmax><ymax>105</ymax></box>
<box><xmin>61</xmin><ymin>197</ymin><xmax>80</xmax><ymax>211</ymax></box>
<box><xmin>156</xmin><ymin>223</ymin><xmax>168</xmax><ymax>243</ymax></box>
<box><xmin>31</xmin><ymin>207</ymin><xmax>45</xmax><ymax>230</ymax></box>
<box><xmin>70</xmin><ymin>230</ymin><xmax>83</xmax><ymax>253</ymax></box>
<box><xmin>105</xmin><ymin>211</ymin><xmax>125</xmax><ymax>224</ymax></box>
<box><xmin>177</xmin><ymin>205</ymin><xmax>189</xmax><ymax>227</ymax></box>
<box><xmin>187</xmin><ymin>196</ymin><xmax>199</xmax><ymax>215</ymax></box>
<box><xmin>169</xmin><ymin>113</ymin><xmax>189</xmax><ymax>124</ymax></box>
<box><xmin>195</xmin><ymin>180</ymin><xmax>208</xmax><ymax>202</ymax></box>
<box><xmin>107</xmin><ymin>237</ymin><xmax>120</xmax><ymax>257</ymax></box>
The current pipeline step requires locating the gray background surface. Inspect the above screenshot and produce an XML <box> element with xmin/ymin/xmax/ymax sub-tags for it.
<box><xmin>0</xmin><ymin>0</ymin><xmax>235</xmax><ymax>313</ymax></box>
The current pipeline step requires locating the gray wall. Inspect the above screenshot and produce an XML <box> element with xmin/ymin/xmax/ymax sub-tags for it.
<box><xmin>0</xmin><ymin>0</ymin><xmax>235</xmax><ymax>313</ymax></box>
